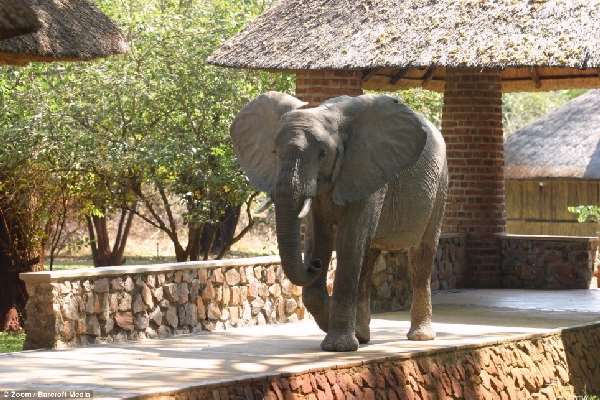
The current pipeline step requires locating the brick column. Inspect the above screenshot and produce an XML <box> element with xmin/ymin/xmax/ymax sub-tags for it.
<box><xmin>442</xmin><ymin>68</ymin><xmax>505</xmax><ymax>287</ymax></box>
<box><xmin>295</xmin><ymin>69</ymin><xmax>363</xmax><ymax>251</ymax></box>
<box><xmin>295</xmin><ymin>70</ymin><xmax>363</xmax><ymax>106</ymax></box>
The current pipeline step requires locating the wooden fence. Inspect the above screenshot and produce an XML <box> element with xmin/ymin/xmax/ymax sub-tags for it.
<box><xmin>506</xmin><ymin>179</ymin><xmax>600</xmax><ymax>237</ymax></box>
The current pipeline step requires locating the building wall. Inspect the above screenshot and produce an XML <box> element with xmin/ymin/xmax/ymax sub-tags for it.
<box><xmin>506</xmin><ymin>178</ymin><xmax>600</xmax><ymax>237</ymax></box>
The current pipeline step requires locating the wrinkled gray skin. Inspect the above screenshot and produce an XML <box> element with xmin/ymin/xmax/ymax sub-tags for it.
<box><xmin>231</xmin><ymin>92</ymin><xmax>447</xmax><ymax>352</ymax></box>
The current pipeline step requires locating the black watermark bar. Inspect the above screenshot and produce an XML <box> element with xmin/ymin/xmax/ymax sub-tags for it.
<box><xmin>2</xmin><ymin>392</ymin><xmax>93</xmax><ymax>399</ymax></box>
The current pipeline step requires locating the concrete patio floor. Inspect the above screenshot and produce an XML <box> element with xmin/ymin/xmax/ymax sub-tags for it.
<box><xmin>1</xmin><ymin>289</ymin><xmax>599</xmax><ymax>399</ymax></box>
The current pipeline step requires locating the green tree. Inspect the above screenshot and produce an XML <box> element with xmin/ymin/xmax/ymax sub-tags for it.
<box><xmin>28</xmin><ymin>0</ymin><xmax>291</xmax><ymax>263</ymax></box>
<box><xmin>503</xmin><ymin>90</ymin><xmax>586</xmax><ymax>135</ymax></box>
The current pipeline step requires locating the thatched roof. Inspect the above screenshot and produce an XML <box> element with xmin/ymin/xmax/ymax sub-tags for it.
<box><xmin>0</xmin><ymin>1</ymin><xmax>41</xmax><ymax>40</ymax></box>
<box><xmin>505</xmin><ymin>90</ymin><xmax>600</xmax><ymax>180</ymax></box>
<box><xmin>0</xmin><ymin>0</ymin><xmax>128</xmax><ymax>65</ymax></box>
<box><xmin>208</xmin><ymin>0</ymin><xmax>600</xmax><ymax>93</ymax></box>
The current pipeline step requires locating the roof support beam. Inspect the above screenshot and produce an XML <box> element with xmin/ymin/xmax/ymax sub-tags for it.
<box><xmin>530</xmin><ymin>67</ymin><xmax>542</xmax><ymax>89</ymax></box>
<box><xmin>361</xmin><ymin>69</ymin><xmax>379</xmax><ymax>82</ymax></box>
<box><xmin>422</xmin><ymin>66</ymin><xmax>436</xmax><ymax>86</ymax></box>
<box><xmin>389</xmin><ymin>68</ymin><xmax>409</xmax><ymax>84</ymax></box>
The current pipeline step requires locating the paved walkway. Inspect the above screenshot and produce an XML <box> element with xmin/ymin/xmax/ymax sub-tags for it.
<box><xmin>432</xmin><ymin>288</ymin><xmax>600</xmax><ymax>313</ymax></box>
<box><xmin>1</xmin><ymin>289</ymin><xmax>599</xmax><ymax>399</ymax></box>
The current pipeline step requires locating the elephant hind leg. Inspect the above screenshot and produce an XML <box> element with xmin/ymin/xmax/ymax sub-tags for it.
<box><xmin>407</xmin><ymin>242</ymin><xmax>436</xmax><ymax>341</ymax></box>
<box><xmin>355</xmin><ymin>247</ymin><xmax>380</xmax><ymax>344</ymax></box>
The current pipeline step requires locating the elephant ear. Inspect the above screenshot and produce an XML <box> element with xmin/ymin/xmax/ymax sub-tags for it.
<box><xmin>332</xmin><ymin>95</ymin><xmax>428</xmax><ymax>205</ymax></box>
<box><xmin>230</xmin><ymin>92</ymin><xmax>307</xmax><ymax>193</ymax></box>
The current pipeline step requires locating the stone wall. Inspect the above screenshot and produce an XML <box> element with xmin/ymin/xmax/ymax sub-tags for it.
<box><xmin>21</xmin><ymin>235</ymin><xmax>466</xmax><ymax>349</ymax></box>
<box><xmin>368</xmin><ymin>234</ymin><xmax>466</xmax><ymax>313</ymax></box>
<box><xmin>142</xmin><ymin>322</ymin><xmax>600</xmax><ymax>400</ymax></box>
<box><xmin>22</xmin><ymin>257</ymin><xmax>305</xmax><ymax>349</ymax></box>
<box><xmin>500</xmin><ymin>234</ymin><xmax>599</xmax><ymax>289</ymax></box>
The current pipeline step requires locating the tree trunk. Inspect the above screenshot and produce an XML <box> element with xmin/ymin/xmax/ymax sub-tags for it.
<box><xmin>0</xmin><ymin>205</ymin><xmax>38</xmax><ymax>331</ymax></box>
<box><xmin>187</xmin><ymin>223</ymin><xmax>202</xmax><ymax>261</ymax></box>
<box><xmin>87</xmin><ymin>209</ymin><xmax>135</xmax><ymax>267</ymax></box>
<box><xmin>191</xmin><ymin>206</ymin><xmax>242</xmax><ymax>260</ymax></box>
<box><xmin>211</xmin><ymin>206</ymin><xmax>241</xmax><ymax>255</ymax></box>
<box><xmin>174</xmin><ymin>242</ymin><xmax>188</xmax><ymax>262</ymax></box>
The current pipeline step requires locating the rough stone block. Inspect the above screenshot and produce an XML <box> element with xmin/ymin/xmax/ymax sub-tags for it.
<box><xmin>135</xmin><ymin>312</ymin><xmax>149</xmax><ymax>330</ymax></box>
<box><xmin>153</xmin><ymin>287</ymin><xmax>164</xmax><ymax>302</ymax></box>
<box><xmin>166</xmin><ymin>306</ymin><xmax>178</xmax><ymax>328</ymax></box>
<box><xmin>212</xmin><ymin>268</ymin><xmax>224</xmax><ymax>284</ymax></box>
<box><xmin>115</xmin><ymin>312</ymin><xmax>134</xmax><ymax>331</ymax></box>
<box><xmin>225</xmin><ymin>269</ymin><xmax>241</xmax><ymax>286</ymax></box>
<box><xmin>197</xmin><ymin>297</ymin><xmax>206</xmax><ymax>320</ymax></box>
<box><xmin>93</xmin><ymin>278</ymin><xmax>109</xmax><ymax>293</ymax></box>
<box><xmin>111</xmin><ymin>278</ymin><xmax>124</xmax><ymax>291</ymax></box>
<box><xmin>133</xmin><ymin>294</ymin><xmax>144</xmax><ymax>313</ymax></box>
<box><xmin>142</xmin><ymin>284</ymin><xmax>154</xmax><ymax>308</ymax></box>
<box><xmin>182</xmin><ymin>270</ymin><xmax>194</xmax><ymax>283</ymax></box>
<box><xmin>61</xmin><ymin>296</ymin><xmax>80</xmax><ymax>320</ymax></box>
<box><xmin>164</xmin><ymin>283</ymin><xmax>179</xmax><ymax>302</ymax></box>
<box><xmin>178</xmin><ymin>283</ymin><xmax>189</xmax><ymax>304</ymax></box>
<box><xmin>124</xmin><ymin>276</ymin><xmax>135</xmax><ymax>291</ymax></box>
<box><xmin>118</xmin><ymin>293</ymin><xmax>132</xmax><ymax>311</ymax></box>
<box><xmin>207</xmin><ymin>302</ymin><xmax>221</xmax><ymax>320</ymax></box>
<box><xmin>146</xmin><ymin>274</ymin><xmax>156</xmax><ymax>288</ymax></box>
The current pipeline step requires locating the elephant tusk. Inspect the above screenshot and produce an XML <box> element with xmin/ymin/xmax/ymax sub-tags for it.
<box><xmin>297</xmin><ymin>198</ymin><xmax>312</xmax><ymax>219</ymax></box>
<box><xmin>254</xmin><ymin>196</ymin><xmax>273</xmax><ymax>214</ymax></box>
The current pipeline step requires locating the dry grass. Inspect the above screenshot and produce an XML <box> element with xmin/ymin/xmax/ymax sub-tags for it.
<box><xmin>52</xmin><ymin>204</ymin><xmax>278</xmax><ymax>269</ymax></box>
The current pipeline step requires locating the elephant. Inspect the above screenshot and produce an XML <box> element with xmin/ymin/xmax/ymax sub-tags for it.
<box><xmin>230</xmin><ymin>92</ymin><xmax>448</xmax><ymax>352</ymax></box>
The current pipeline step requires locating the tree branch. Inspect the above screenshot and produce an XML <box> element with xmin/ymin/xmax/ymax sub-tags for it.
<box><xmin>215</xmin><ymin>192</ymin><xmax>258</xmax><ymax>260</ymax></box>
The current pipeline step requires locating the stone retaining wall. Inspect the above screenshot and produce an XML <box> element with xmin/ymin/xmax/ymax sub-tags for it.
<box><xmin>21</xmin><ymin>234</ymin><xmax>466</xmax><ymax>349</ymax></box>
<box><xmin>500</xmin><ymin>234</ymin><xmax>599</xmax><ymax>289</ymax></box>
<box><xmin>139</xmin><ymin>322</ymin><xmax>600</xmax><ymax>400</ymax></box>
<box><xmin>21</xmin><ymin>257</ymin><xmax>306</xmax><ymax>349</ymax></box>
<box><xmin>369</xmin><ymin>234</ymin><xmax>466</xmax><ymax>313</ymax></box>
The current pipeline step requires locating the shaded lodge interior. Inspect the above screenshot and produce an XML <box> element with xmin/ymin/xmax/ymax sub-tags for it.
<box><xmin>209</xmin><ymin>0</ymin><xmax>600</xmax><ymax>287</ymax></box>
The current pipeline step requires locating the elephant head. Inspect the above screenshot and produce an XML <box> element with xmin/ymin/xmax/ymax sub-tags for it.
<box><xmin>230</xmin><ymin>92</ymin><xmax>428</xmax><ymax>286</ymax></box>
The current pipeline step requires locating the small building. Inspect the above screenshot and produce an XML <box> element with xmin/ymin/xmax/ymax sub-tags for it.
<box><xmin>505</xmin><ymin>90</ymin><xmax>600</xmax><ymax>236</ymax></box>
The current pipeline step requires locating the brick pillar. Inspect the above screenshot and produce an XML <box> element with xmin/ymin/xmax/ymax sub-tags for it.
<box><xmin>295</xmin><ymin>70</ymin><xmax>363</xmax><ymax>251</ymax></box>
<box><xmin>295</xmin><ymin>70</ymin><xmax>363</xmax><ymax>106</ymax></box>
<box><xmin>442</xmin><ymin>68</ymin><xmax>505</xmax><ymax>288</ymax></box>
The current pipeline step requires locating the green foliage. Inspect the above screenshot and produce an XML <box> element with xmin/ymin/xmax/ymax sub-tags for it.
<box><xmin>503</xmin><ymin>90</ymin><xmax>585</xmax><ymax>135</ymax></box>
<box><xmin>0</xmin><ymin>332</ymin><xmax>24</xmax><ymax>353</ymax></box>
<box><xmin>0</xmin><ymin>0</ymin><xmax>292</xmax><ymax>261</ymax></box>
<box><xmin>399</xmin><ymin>89</ymin><xmax>443</xmax><ymax>127</ymax></box>
<box><xmin>568</xmin><ymin>205</ymin><xmax>600</xmax><ymax>224</ymax></box>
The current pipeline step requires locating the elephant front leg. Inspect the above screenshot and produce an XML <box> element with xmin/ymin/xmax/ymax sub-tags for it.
<box><xmin>321</xmin><ymin>198</ymin><xmax>378</xmax><ymax>352</ymax></box>
<box><xmin>407</xmin><ymin>243</ymin><xmax>436</xmax><ymax>341</ymax></box>
<box><xmin>355</xmin><ymin>248</ymin><xmax>380</xmax><ymax>344</ymax></box>
<box><xmin>301</xmin><ymin>209</ymin><xmax>333</xmax><ymax>333</ymax></box>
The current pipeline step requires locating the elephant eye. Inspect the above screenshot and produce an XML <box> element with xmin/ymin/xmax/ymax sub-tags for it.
<box><xmin>318</xmin><ymin>149</ymin><xmax>326</xmax><ymax>159</ymax></box>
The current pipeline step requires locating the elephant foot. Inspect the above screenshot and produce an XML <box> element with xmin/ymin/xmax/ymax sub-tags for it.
<box><xmin>321</xmin><ymin>331</ymin><xmax>359</xmax><ymax>352</ymax></box>
<box><xmin>355</xmin><ymin>314</ymin><xmax>370</xmax><ymax>344</ymax></box>
<box><xmin>407</xmin><ymin>322</ymin><xmax>435</xmax><ymax>341</ymax></box>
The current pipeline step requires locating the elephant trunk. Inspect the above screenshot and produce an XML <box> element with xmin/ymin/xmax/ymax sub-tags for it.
<box><xmin>274</xmin><ymin>153</ymin><xmax>320</xmax><ymax>287</ymax></box>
